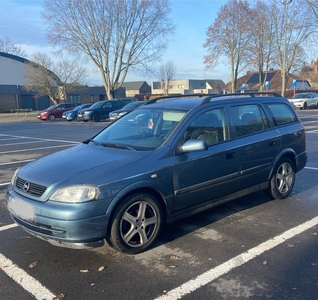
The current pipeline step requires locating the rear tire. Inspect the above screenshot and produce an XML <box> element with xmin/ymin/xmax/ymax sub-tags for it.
<box><xmin>109</xmin><ymin>193</ymin><xmax>163</xmax><ymax>254</ymax></box>
<box><xmin>264</xmin><ymin>157</ymin><xmax>295</xmax><ymax>199</ymax></box>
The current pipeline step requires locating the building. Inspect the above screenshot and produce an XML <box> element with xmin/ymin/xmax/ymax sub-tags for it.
<box><xmin>0</xmin><ymin>52</ymin><xmax>125</xmax><ymax>111</ymax></box>
<box><xmin>151</xmin><ymin>79</ymin><xmax>225</xmax><ymax>95</ymax></box>
<box><xmin>228</xmin><ymin>70</ymin><xmax>311</xmax><ymax>93</ymax></box>
<box><xmin>121</xmin><ymin>81</ymin><xmax>151</xmax><ymax>97</ymax></box>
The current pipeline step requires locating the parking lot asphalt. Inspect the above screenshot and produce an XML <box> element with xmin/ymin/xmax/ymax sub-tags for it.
<box><xmin>1</xmin><ymin>110</ymin><xmax>318</xmax><ymax>300</ymax></box>
<box><xmin>0</xmin><ymin>112</ymin><xmax>39</xmax><ymax>123</ymax></box>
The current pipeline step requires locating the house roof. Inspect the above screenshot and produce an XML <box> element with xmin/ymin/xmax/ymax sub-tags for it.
<box><xmin>121</xmin><ymin>81</ymin><xmax>149</xmax><ymax>90</ymax></box>
<box><xmin>226</xmin><ymin>70</ymin><xmax>310</xmax><ymax>91</ymax></box>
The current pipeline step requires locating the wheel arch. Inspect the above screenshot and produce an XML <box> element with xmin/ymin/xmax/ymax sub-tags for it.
<box><xmin>268</xmin><ymin>149</ymin><xmax>297</xmax><ymax>179</ymax></box>
<box><xmin>105</xmin><ymin>185</ymin><xmax>168</xmax><ymax>235</ymax></box>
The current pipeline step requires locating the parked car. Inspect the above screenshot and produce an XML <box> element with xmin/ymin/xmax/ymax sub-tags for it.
<box><xmin>115</xmin><ymin>97</ymin><xmax>138</xmax><ymax>105</ymax></box>
<box><xmin>289</xmin><ymin>92</ymin><xmax>318</xmax><ymax>110</ymax></box>
<box><xmin>6</xmin><ymin>92</ymin><xmax>307</xmax><ymax>254</ymax></box>
<box><xmin>109</xmin><ymin>101</ymin><xmax>145</xmax><ymax>121</ymax></box>
<box><xmin>37</xmin><ymin>103</ymin><xmax>78</xmax><ymax>121</ymax></box>
<box><xmin>77</xmin><ymin>100</ymin><xmax>126</xmax><ymax>122</ymax></box>
<box><xmin>62</xmin><ymin>104</ymin><xmax>92</xmax><ymax>122</ymax></box>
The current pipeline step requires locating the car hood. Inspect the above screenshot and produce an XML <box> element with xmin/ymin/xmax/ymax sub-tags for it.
<box><xmin>17</xmin><ymin>143</ymin><xmax>151</xmax><ymax>188</ymax></box>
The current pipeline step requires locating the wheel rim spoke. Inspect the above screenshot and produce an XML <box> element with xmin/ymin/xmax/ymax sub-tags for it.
<box><xmin>120</xmin><ymin>200</ymin><xmax>158</xmax><ymax>247</ymax></box>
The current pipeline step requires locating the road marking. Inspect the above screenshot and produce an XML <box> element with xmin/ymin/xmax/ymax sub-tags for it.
<box><xmin>305</xmin><ymin>166</ymin><xmax>318</xmax><ymax>170</ymax></box>
<box><xmin>306</xmin><ymin>130</ymin><xmax>318</xmax><ymax>133</ymax></box>
<box><xmin>0</xmin><ymin>144</ymin><xmax>73</xmax><ymax>155</ymax></box>
<box><xmin>0</xmin><ymin>223</ymin><xmax>18</xmax><ymax>232</ymax></box>
<box><xmin>0</xmin><ymin>182</ymin><xmax>10</xmax><ymax>187</ymax></box>
<box><xmin>0</xmin><ymin>159</ymin><xmax>35</xmax><ymax>166</ymax></box>
<box><xmin>0</xmin><ymin>253</ymin><xmax>56</xmax><ymax>300</ymax></box>
<box><xmin>0</xmin><ymin>133</ymin><xmax>79</xmax><ymax>144</ymax></box>
<box><xmin>157</xmin><ymin>216</ymin><xmax>318</xmax><ymax>300</ymax></box>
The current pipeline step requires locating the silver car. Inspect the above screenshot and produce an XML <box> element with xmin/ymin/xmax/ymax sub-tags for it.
<box><xmin>289</xmin><ymin>92</ymin><xmax>318</xmax><ymax>110</ymax></box>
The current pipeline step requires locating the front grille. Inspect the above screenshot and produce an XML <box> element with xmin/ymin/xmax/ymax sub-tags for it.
<box><xmin>16</xmin><ymin>177</ymin><xmax>47</xmax><ymax>196</ymax></box>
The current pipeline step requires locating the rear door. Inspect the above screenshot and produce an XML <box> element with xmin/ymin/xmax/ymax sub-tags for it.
<box><xmin>228</xmin><ymin>103</ymin><xmax>281</xmax><ymax>190</ymax></box>
<box><xmin>171</xmin><ymin>107</ymin><xmax>240</xmax><ymax>211</ymax></box>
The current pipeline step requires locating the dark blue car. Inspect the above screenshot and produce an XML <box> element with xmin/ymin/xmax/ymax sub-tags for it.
<box><xmin>62</xmin><ymin>104</ymin><xmax>92</xmax><ymax>122</ymax></box>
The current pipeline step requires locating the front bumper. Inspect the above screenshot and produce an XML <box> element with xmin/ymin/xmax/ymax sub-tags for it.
<box><xmin>77</xmin><ymin>114</ymin><xmax>91</xmax><ymax>121</ymax></box>
<box><xmin>5</xmin><ymin>187</ymin><xmax>110</xmax><ymax>249</ymax></box>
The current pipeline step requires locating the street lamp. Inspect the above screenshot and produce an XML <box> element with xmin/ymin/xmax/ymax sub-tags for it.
<box><xmin>281</xmin><ymin>0</ymin><xmax>292</xmax><ymax>97</ymax></box>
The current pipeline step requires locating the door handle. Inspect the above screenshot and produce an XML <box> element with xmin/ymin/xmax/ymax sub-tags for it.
<box><xmin>269</xmin><ymin>140</ymin><xmax>276</xmax><ymax>146</ymax></box>
<box><xmin>226</xmin><ymin>151</ymin><xmax>236</xmax><ymax>159</ymax></box>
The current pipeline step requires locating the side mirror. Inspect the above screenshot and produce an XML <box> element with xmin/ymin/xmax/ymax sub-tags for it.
<box><xmin>176</xmin><ymin>139</ymin><xmax>208</xmax><ymax>155</ymax></box>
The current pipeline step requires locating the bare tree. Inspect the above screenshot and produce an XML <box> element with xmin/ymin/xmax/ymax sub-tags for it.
<box><xmin>248</xmin><ymin>1</ymin><xmax>276</xmax><ymax>91</ymax></box>
<box><xmin>203</xmin><ymin>0</ymin><xmax>252</xmax><ymax>92</ymax></box>
<box><xmin>158</xmin><ymin>60</ymin><xmax>177</xmax><ymax>95</ymax></box>
<box><xmin>42</xmin><ymin>0</ymin><xmax>175</xmax><ymax>99</ymax></box>
<box><xmin>0</xmin><ymin>36</ymin><xmax>27</xmax><ymax>57</ymax></box>
<box><xmin>270</xmin><ymin>0</ymin><xmax>317</xmax><ymax>96</ymax></box>
<box><xmin>24</xmin><ymin>53</ymin><xmax>87</xmax><ymax>105</ymax></box>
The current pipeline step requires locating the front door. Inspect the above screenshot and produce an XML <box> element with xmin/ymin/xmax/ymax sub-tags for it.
<box><xmin>171</xmin><ymin>108</ymin><xmax>240</xmax><ymax>211</ymax></box>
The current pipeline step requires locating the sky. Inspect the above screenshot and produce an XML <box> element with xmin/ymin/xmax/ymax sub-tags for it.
<box><xmin>0</xmin><ymin>0</ymin><xmax>230</xmax><ymax>85</ymax></box>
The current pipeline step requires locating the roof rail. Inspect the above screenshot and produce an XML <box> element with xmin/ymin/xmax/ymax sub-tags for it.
<box><xmin>144</xmin><ymin>92</ymin><xmax>283</xmax><ymax>106</ymax></box>
<box><xmin>200</xmin><ymin>92</ymin><xmax>283</xmax><ymax>104</ymax></box>
<box><xmin>145</xmin><ymin>93</ymin><xmax>210</xmax><ymax>105</ymax></box>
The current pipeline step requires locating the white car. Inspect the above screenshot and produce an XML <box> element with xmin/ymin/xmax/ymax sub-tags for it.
<box><xmin>289</xmin><ymin>92</ymin><xmax>318</xmax><ymax>110</ymax></box>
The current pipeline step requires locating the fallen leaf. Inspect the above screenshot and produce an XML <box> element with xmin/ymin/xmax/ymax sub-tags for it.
<box><xmin>169</xmin><ymin>265</ymin><xmax>177</xmax><ymax>268</ymax></box>
<box><xmin>262</xmin><ymin>260</ymin><xmax>268</xmax><ymax>265</ymax></box>
<box><xmin>287</xmin><ymin>244</ymin><xmax>295</xmax><ymax>248</ymax></box>
<box><xmin>29</xmin><ymin>261</ymin><xmax>38</xmax><ymax>268</ymax></box>
<box><xmin>311</xmin><ymin>232</ymin><xmax>317</xmax><ymax>236</ymax></box>
<box><xmin>91</xmin><ymin>283</ymin><xmax>95</xmax><ymax>286</ymax></box>
<box><xmin>170</xmin><ymin>255</ymin><xmax>180</xmax><ymax>259</ymax></box>
<box><xmin>80</xmin><ymin>269</ymin><xmax>89</xmax><ymax>273</ymax></box>
<box><xmin>157</xmin><ymin>290</ymin><xmax>168</xmax><ymax>297</ymax></box>
<box><xmin>53</xmin><ymin>293</ymin><xmax>66</xmax><ymax>300</ymax></box>
<box><xmin>98</xmin><ymin>266</ymin><xmax>106</xmax><ymax>272</ymax></box>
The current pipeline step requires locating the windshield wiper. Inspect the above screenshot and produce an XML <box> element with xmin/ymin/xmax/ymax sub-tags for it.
<box><xmin>82</xmin><ymin>138</ymin><xmax>101</xmax><ymax>146</ymax></box>
<box><xmin>100</xmin><ymin>142</ymin><xmax>135</xmax><ymax>150</ymax></box>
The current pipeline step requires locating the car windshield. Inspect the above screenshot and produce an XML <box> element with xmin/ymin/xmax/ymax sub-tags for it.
<box><xmin>92</xmin><ymin>107</ymin><xmax>186</xmax><ymax>151</ymax></box>
<box><xmin>46</xmin><ymin>105</ymin><xmax>57</xmax><ymax>110</ymax></box>
<box><xmin>292</xmin><ymin>93</ymin><xmax>309</xmax><ymax>99</ymax></box>
<box><xmin>89</xmin><ymin>101</ymin><xmax>105</xmax><ymax>109</ymax></box>
<box><xmin>122</xmin><ymin>102</ymin><xmax>144</xmax><ymax>109</ymax></box>
<box><xmin>74</xmin><ymin>104</ymin><xmax>90</xmax><ymax>111</ymax></box>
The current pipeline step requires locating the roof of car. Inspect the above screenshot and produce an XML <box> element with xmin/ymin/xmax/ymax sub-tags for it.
<box><xmin>144</xmin><ymin>92</ymin><xmax>284</xmax><ymax>110</ymax></box>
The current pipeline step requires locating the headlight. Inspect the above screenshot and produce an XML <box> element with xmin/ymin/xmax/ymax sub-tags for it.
<box><xmin>50</xmin><ymin>185</ymin><xmax>99</xmax><ymax>203</ymax></box>
<box><xmin>11</xmin><ymin>168</ymin><xmax>19</xmax><ymax>185</ymax></box>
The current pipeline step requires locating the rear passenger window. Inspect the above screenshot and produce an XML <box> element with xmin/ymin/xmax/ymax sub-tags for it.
<box><xmin>230</xmin><ymin>104</ymin><xmax>270</xmax><ymax>138</ymax></box>
<box><xmin>266</xmin><ymin>103</ymin><xmax>297</xmax><ymax>126</ymax></box>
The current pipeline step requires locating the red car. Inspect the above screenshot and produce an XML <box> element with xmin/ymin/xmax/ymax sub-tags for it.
<box><xmin>37</xmin><ymin>103</ymin><xmax>78</xmax><ymax>121</ymax></box>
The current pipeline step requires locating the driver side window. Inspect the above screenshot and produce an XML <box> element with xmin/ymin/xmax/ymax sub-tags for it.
<box><xmin>184</xmin><ymin>108</ymin><xmax>228</xmax><ymax>146</ymax></box>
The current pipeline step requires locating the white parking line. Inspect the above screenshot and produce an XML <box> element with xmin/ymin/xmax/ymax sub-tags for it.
<box><xmin>0</xmin><ymin>182</ymin><xmax>10</xmax><ymax>187</ymax></box>
<box><xmin>0</xmin><ymin>253</ymin><xmax>56</xmax><ymax>300</ymax></box>
<box><xmin>0</xmin><ymin>223</ymin><xmax>18</xmax><ymax>232</ymax></box>
<box><xmin>0</xmin><ymin>159</ymin><xmax>35</xmax><ymax>166</ymax></box>
<box><xmin>305</xmin><ymin>166</ymin><xmax>318</xmax><ymax>170</ymax></box>
<box><xmin>0</xmin><ymin>144</ymin><xmax>73</xmax><ymax>155</ymax></box>
<box><xmin>157</xmin><ymin>216</ymin><xmax>318</xmax><ymax>300</ymax></box>
<box><xmin>0</xmin><ymin>133</ymin><xmax>79</xmax><ymax>144</ymax></box>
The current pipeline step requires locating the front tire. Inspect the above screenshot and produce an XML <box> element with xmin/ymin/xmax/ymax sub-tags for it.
<box><xmin>265</xmin><ymin>157</ymin><xmax>295</xmax><ymax>199</ymax></box>
<box><xmin>303</xmin><ymin>102</ymin><xmax>308</xmax><ymax>110</ymax></box>
<box><xmin>48</xmin><ymin>114</ymin><xmax>55</xmax><ymax>121</ymax></box>
<box><xmin>109</xmin><ymin>193</ymin><xmax>163</xmax><ymax>254</ymax></box>
<box><xmin>93</xmin><ymin>114</ymin><xmax>101</xmax><ymax>122</ymax></box>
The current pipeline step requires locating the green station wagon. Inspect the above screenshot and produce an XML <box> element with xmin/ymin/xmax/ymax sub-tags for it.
<box><xmin>6</xmin><ymin>93</ymin><xmax>308</xmax><ymax>254</ymax></box>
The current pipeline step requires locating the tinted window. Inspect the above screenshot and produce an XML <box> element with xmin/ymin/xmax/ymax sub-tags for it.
<box><xmin>266</xmin><ymin>103</ymin><xmax>297</xmax><ymax>126</ymax></box>
<box><xmin>184</xmin><ymin>108</ymin><xmax>228</xmax><ymax>146</ymax></box>
<box><xmin>230</xmin><ymin>104</ymin><xmax>270</xmax><ymax>137</ymax></box>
